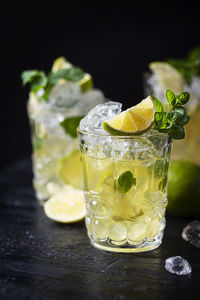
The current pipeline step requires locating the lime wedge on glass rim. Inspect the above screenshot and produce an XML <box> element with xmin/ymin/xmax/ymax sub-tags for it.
<box><xmin>103</xmin><ymin>96</ymin><xmax>155</xmax><ymax>135</ymax></box>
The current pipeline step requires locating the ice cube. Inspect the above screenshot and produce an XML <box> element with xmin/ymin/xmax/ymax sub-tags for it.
<box><xmin>48</xmin><ymin>81</ymin><xmax>81</xmax><ymax>108</ymax></box>
<box><xmin>79</xmin><ymin>101</ymin><xmax>122</xmax><ymax>133</ymax></box>
<box><xmin>78</xmin><ymin>89</ymin><xmax>105</xmax><ymax>115</ymax></box>
<box><xmin>35</xmin><ymin>103</ymin><xmax>65</xmax><ymax>132</ymax></box>
<box><xmin>182</xmin><ymin>220</ymin><xmax>200</xmax><ymax>248</ymax></box>
<box><xmin>165</xmin><ymin>256</ymin><xmax>192</xmax><ymax>275</ymax></box>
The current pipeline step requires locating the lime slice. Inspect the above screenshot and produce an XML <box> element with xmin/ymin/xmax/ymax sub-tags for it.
<box><xmin>44</xmin><ymin>186</ymin><xmax>86</xmax><ymax>223</ymax></box>
<box><xmin>58</xmin><ymin>150</ymin><xmax>83</xmax><ymax>189</ymax></box>
<box><xmin>51</xmin><ymin>57</ymin><xmax>72</xmax><ymax>72</ymax></box>
<box><xmin>167</xmin><ymin>160</ymin><xmax>200</xmax><ymax>217</ymax></box>
<box><xmin>149</xmin><ymin>62</ymin><xmax>184</xmax><ymax>94</ymax></box>
<box><xmin>103</xmin><ymin>96</ymin><xmax>154</xmax><ymax>135</ymax></box>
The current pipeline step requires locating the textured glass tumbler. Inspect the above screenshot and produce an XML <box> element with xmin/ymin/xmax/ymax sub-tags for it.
<box><xmin>78</xmin><ymin>129</ymin><xmax>172</xmax><ymax>253</ymax></box>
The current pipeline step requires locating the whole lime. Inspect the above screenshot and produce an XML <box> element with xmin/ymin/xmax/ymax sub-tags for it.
<box><xmin>167</xmin><ymin>160</ymin><xmax>200</xmax><ymax>217</ymax></box>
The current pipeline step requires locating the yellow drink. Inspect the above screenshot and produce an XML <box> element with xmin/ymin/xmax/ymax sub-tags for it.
<box><xmin>171</xmin><ymin>106</ymin><xmax>200</xmax><ymax>165</ymax></box>
<box><xmin>79</xmin><ymin>130</ymin><xmax>172</xmax><ymax>252</ymax></box>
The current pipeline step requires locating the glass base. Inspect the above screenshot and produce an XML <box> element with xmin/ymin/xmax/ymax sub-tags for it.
<box><xmin>91</xmin><ymin>239</ymin><xmax>162</xmax><ymax>253</ymax></box>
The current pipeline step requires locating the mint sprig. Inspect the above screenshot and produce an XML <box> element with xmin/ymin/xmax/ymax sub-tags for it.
<box><xmin>21</xmin><ymin>70</ymin><xmax>48</xmax><ymax>92</ymax></box>
<box><xmin>117</xmin><ymin>171</ymin><xmax>136</xmax><ymax>193</ymax></box>
<box><xmin>153</xmin><ymin>89</ymin><xmax>190</xmax><ymax>140</ymax></box>
<box><xmin>21</xmin><ymin>66</ymin><xmax>85</xmax><ymax>101</ymax></box>
<box><xmin>167</xmin><ymin>45</ymin><xmax>200</xmax><ymax>84</ymax></box>
<box><xmin>60</xmin><ymin>116</ymin><xmax>84</xmax><ymax>138</ymax></box>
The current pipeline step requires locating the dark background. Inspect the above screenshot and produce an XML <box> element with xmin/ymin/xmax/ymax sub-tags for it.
<box><xmin>1</xmin><ymin>5</ymin><xmax>200</xmax><ymax>169</ymax></box>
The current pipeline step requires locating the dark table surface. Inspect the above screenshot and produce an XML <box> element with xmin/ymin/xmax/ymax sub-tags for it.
<box><xmin>0</xmin><ymin>158</ymin><xmax>199</xmax><ymax>300</ymax></box>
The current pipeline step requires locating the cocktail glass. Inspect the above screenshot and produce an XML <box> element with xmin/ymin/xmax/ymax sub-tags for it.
<box><xmin>143</xmin><ymin>68</ymin><xmax>200</xmax><ymax>165</ymax></box>
<box><xmin>25</xmin><ymin>60</ymin><xmax>105</xmax><ymax>204</ymax></box>
<box><xmin>78</xmin><ymin>103</ymin><xmax>172</xmax><ymax>253</ymax></box>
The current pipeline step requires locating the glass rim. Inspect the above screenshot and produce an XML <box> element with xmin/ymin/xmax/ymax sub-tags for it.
<box><xmin>77</xmin><ymin>127</ymin><xmax>171</xmax><ymax>140</ymax></box>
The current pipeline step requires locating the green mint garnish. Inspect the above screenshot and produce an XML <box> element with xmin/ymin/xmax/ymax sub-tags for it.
<box><xmin>166</xmin><ymin>89</ymin><xmax>176</xmax><ymax>108</ymax></box>
<box><xmin>153</xmin><ymin>89</ymin><xmax>190</xmax><ymax>140</ymax></box>
<box><xmin>21</xmin><ymin>70</ymin><xmax>48</xmax><ymax>92</ymax></box>
<box><xmin>117</xmin><ymin>171</ymin><xmax>136</xmax><ymax>193</ymax></box>
<box><xmin>167</xmin><ymin>45</ymin><xmax>200</xmax><ymax>84</ymax></box>
<box><xmin>48</xmin><ymin>67</ymin><xmax>84</xmax><ymax>85</ymax></box>
<box><xmin>60</xmin><ymin>116</ymin><xmax>84</xmax><ymax>138</ymax></box>
<box><xmin>152</xmin><ymin>96</ymin><xmax>164</xmax><ymax>113</ymax></box>
<box><xmin>21</xmin><ymin>66</ymin><xmax>85</xmax><ymax>101</ymax></box>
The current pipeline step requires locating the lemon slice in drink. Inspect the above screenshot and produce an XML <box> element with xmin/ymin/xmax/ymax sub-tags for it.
<box><xmin>44</xmin><ymin>186</ymin><xmax>86</xmax><ymax>223</ymax></box>
<box><xmin>58</xmin><ymin>150</ymin><xmax>83</xmax><ymax>189</ymax></box>
<box><xmin>52</xmin><ymin>56</ymin><xmax>93</xmax><ymax>92</ymax></box>
<box><xmin>103</xmin><ymin>96</ymin><xmax>154</xmax><ymax>135</ymax></box>
<box><xmin>149</xmin><ymin>62</ymin><xmax>184</xmax><ymax>94</ymax></box>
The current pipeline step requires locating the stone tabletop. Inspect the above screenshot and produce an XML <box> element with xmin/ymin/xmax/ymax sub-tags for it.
<box><xmin>0</xmin><ymin>158</ymin><xmax>199</xmax><ymax>300</ymax></box>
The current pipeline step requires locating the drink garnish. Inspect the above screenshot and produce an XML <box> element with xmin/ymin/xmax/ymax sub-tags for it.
<box><xmin>117</xmin><ymin>170</ymin><xmax>136</xmax><ymax>193</ymax></box>
<box><xmin>153</xmin><ymin>89</ymin><xmax>190</xmax><ymax>139</ymax></box>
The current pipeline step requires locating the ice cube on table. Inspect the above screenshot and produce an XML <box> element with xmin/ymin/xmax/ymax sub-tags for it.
<box><xmin>79</xmin><ymin>101</ymin><xmax>122</xmax><ymax>133</ymax></box>
<box><xmin>182</xmin><ymin>220</ymin><xmax>200</xmax><ymax>248</ymax></box>
<box><xmin>165</xmin><ymin>256</ymin><xmax>192</xmax><ymax>275</ymax></box>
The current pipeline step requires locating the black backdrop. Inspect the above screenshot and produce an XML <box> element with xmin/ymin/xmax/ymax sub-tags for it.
<box><xmin>1</xmin><ymin>5</ymin><xmax>200</xmax><ymax>169</ymax></box>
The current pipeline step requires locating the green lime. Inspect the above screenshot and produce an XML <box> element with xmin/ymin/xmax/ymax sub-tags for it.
<box><xmin>167</xmin><ymin>160</ymin><xmax>200</xmax><ymax>217</ymax></box>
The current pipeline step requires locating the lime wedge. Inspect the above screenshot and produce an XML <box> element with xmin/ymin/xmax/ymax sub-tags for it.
<box><xmin>149</xmin><ymin>62</ymin><xmax>184</xmax><ymax>94</ymax></box>
<box><xmin>58</xmin><ymin>150</ymin><xmax>83</xmax><ymax>189</ymax></box>
<box><xmin>78</xmin><ymin>73</ymin><xmax>93</xmax><ymax>92</ymax></box>
<box><xmin>103</xmin><ymin>96</ymin><xmax>154</xmax><ymax>135</ymax></box>
<box><xmin>44</xmin><ymin>186</ymin><xmax>86</xmax><ymax>223</ymax></box>
<box><xmin>51</xmin><ymin>57</ymin><xmax>72</xmax><ymax>72</ymax></box>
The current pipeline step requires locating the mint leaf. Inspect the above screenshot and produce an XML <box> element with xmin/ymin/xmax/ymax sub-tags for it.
<box><xmin>167</xmin><ymin>46</ymin><xmax>200</xmax><ymax>84</ymax></box>
<box><xmin>117</xmin><ymin>171</ymin><xmax>136</xmax><ymax>193</ymax></box>
<box><xmin>153</xmin><ymin>89</ymin><xmax>190</xmax><ymax>140</ymax></box>
<box><xmin>166</xmin><ymin>89</ymin><xmax>176</xmax><ymax>107</ymax></box>
<box><xmin>177</xmin><ymin>92</ymin><xmax>190</xmax><ymax>105</ymax></box>
<box><xmin>168</xmin><ymin>125</ymin><xmax>185</xmax><ymax>139</ymax></box>
<box><xmin>21</xmin><ymin>70</ymin><xmax>48</xmax><ymax>92</ymax></box>
<box><xmin>21</xmin><ymin>70</ymin><xmax>38</xmax><ymax>85</ymax></box>
<box><xmin>187</xmin><ymin>46</ymin><xmax>200</xmax><ymax>62</ymax></box>
<box><xmin>60</xmin><ymin>116</ymin><xmax>84</xmax><ymax>138</ymax></box>
<box><xmin>48</xmin><ymin>67</ymin><xmax>84</xmax><ymax>85</ymax></box>
<box><xmin>152</xmin><ymin>96</ymin><xmax>164</xmax><ymax>112</ymax></box>
<box><xmin>154</xmin><ymin>112</ymin><xmax>165</xmax><ymax>123</ymax></box>
<box><xmin>154</xmin><ymin>112</ymin><xmax>171</xmax><ymax>132</ymax></box>
<box><xmin>170</xmin><ymin>107</ymin><xmax>190</xmax><ymax>126</ymax></box>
